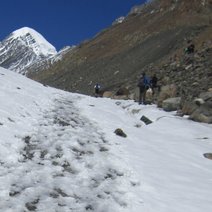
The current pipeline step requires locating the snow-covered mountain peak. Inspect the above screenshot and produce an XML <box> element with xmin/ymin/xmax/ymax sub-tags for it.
<box><xmin>0</xmin><ymin>27</ymin><xmax>61</xmax><ymax>74</ymax></box>
<box><xmin>11</xmin><ymin>27</ymin><xmax>57</xmax><ymax>56</ymax></box>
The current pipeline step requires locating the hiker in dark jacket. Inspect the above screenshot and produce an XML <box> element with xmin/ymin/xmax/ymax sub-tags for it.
<box><xmin>150</xmin><ymin>74</ymin><xmax>158</xmax><ymax>95</ymax></box>
<box><xmin>137</xmin><ymin>73</ymin><xmax>149</xmax><ymax>104</ymax></box>
<box><xmin>185</xmin><ymin>40</ymin><xmax>195</xmax><ymax>54</ymax></box>
<box><xmin>94</xmin><ymin>83</ymin><xmax>101</xmax><ymax>97</ymax></box>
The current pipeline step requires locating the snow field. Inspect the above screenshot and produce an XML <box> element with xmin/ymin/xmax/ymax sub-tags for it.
<box><xmin>0</xmin><ymin>66</ymin><xmax>212</xmax><ymax>212</ymax></box>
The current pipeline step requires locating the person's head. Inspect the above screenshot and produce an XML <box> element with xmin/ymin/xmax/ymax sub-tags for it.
<box><xmin>142</xmin><ymin>72</ymin><xmax>146</xmax><ymax>77</ymax></box>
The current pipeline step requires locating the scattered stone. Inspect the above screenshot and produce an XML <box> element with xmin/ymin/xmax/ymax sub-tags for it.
<box><xmin>182</xmin><ymin>101</ymin><xmax>198</xmax><ymax>115</ymax></box>
<box><xmin>157</xmin><ymin>84</ymin><xmax>177</xmax><ymax>107</ymax></box>
<box><xmin>140</xmin><ymin>115</ymin><xmax>153</xmax><ymax>125</ymax></box>
<box><xmin>162</xmin><ymin>97</ymin><xmax>181</xmax><ymax>111</ymax></box>
<box><xmin>176</xmin><ymin>109</ymin><xmax>184</xmax><ymax>117</ymax></box>
<box><xmin>22</xmin><ymin>146</ymin><xmax>34</xmax><ymax>160</ymax></box>
<box><xmin>113</xmin><ymin>95</ymin><xmax>129</xmax><ymax>100</ymax></box>
<box><xmin>115</xmin><ymin>87</ymin><xmax>129</xmax><ymax>96</ymax></box>
<box><xmin>25</xmin><ymin>199</ymin><xmax>39</xmax><ymax>211</ymax></box>
<box><xmin>131</xmin><ymin>109</ymin><xmax>140</xmax><ymax>114</ymax></box>
<box><xmin>52</xmin><ymin>161</ymin><xmax>59</xmax><ymax>166</ymax></box>
<box><xmin>191</xmin><ymin>82</ymin><xmax>199</xmax><ymax>87</ymax></box>
<box><xmin>99</xmin><ymin>146</ymin><xmax>109</xmax><ymax>152</ymax></box>
<box><xmin>134</xmin><ymin>123</ymin><xmax>142</xmax><ymax>128</ymax></box>
<box><xmin>189</xmin><ymin>91</ymin><xmax>212</xmax><ymax>123</ymax></box>
<box><xmin>194</xmin><ymin>98</ymin><xmax>205</xmax><ymax>106</ymax></box>
<box><xmin>199</xmin><ymin>91</ymin><xmax>212</xmax><ymax>101</ymax></box>
<box><xmin>197</xmin><ymin>137</ymin><xmax>208</xmax><ymax>140</ymax></box>
<box><xmin>9</xmin><ymin>191</ymin><xmax>20</xmax><ymax>197</ymax></box>
<box><xmin>130</xmin><ymin>180</ymin><xmax>140</xmax><ymax>187</ymax></box>
<box><xmin>185</xmin><ymin>64</ymin><xmax>193</xmax><ymax>70</ymax></box>
<box><xmin>40</xmin><ymin>150</ymin><xmax>48</xmax><ymax>159</ymax></box>
<box><xmin>203</xmin><ymin>153</ymin><xmax>212</xmax><ymax>160</ymax></box>
<box><xmin>114</xmin><ymin>128</ymin><xmax>127</xmax><ymax>138</ymax></box>
<box><xmin>115</xmin><ymin>101</ymin><xmax>122</xmax><ymax>106</ymax></box>
<box><xmin>25</xmin><ymin>203</ymin><xmax>37</xmax><ymax>211</ymax></box>
<box><xmin>103</xmin><ymin>91</ymin><xmax>113</xmax><ymax>98</ymax></box>
<box><xmin>8</xmin><ymin>117</ymin><xmax>15</xmax><ymax>122</ymax></box>
<box><xmin>24</xmin><ymin>136</ymin><xmax>31</xmax><ymax>144</ymax></box>
<box><xmin>85</xmin><ymin>204</ymin><xmax>93</xmax><ymax>211</ymax></box>
<box><xmin>55</xmin><ymin>188</ymin><xmax>68</xmax><ymax>197</ymax></box>
<box><xmin>62</xmin><ymin>161</ymin><xmax>74</xmax><ymax>173</ymax></box>
<box><xmin>54</xmin><ymin>118</ymin><xmax>70</xmax><ymax>126</ymax></box>
<box><xmin>49</xmin><ymin>191</ymin><xmax>59</xmax><ymax>198</ymax></box>
<box><xmin>190</xmin><ymin>111</ymin><xmax>212</xmax><ymax>123</ymax></box>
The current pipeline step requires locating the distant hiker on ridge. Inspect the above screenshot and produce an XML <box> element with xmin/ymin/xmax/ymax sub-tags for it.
<box><xmin>185</xmin><ymin>40</ymin><xmax>195</xmax><ymax>54</ymax></box>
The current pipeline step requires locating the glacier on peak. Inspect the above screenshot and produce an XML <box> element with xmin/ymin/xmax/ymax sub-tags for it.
<box><xmin>11</xmin><ymin>27</ymin><xmax>57</xmax><ymax>56</ymax></box>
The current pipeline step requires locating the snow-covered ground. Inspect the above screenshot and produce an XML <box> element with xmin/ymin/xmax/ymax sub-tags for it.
<box><xmin>0</xmin><ymin>66</ymin><xmax>211</xmax><ymax>212</ymax></box>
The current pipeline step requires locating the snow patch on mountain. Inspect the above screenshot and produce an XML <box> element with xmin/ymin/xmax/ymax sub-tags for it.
<box><xmin>112</xmin><ymin>17</ymin><xmax>125</xmax><ymax>25</ymax></box>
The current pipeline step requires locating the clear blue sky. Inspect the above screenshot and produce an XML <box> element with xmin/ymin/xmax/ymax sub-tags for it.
<box><xmin>0</xmin><ymin>0</ymin><xmax>146</xmax><ymax>51</ymax></box>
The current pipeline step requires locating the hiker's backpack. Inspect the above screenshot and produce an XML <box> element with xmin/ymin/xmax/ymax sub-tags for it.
<box><xmin>144</xmin><ymin>76</ymin><xmax>151</xmax><ymax>88</ymax></box>
<box><xmin>94</xmin><ymin>84</ymin><xmax>100</xmax><ymax>89</ymax></box>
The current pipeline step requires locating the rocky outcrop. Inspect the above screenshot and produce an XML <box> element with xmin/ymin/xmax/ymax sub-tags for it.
<box><xmin>203</xmin><ymin>153</ymin><xmax>212</xmax><ymax>160</ymax></box>
<box><xmin>189</xmin><ymin>90</ymin><xmax>212</xmax><ymax>123</ymax></box>
<box><xmin>114</xmin><ymin>128</ymin><xmax>127</xmax><ymax>138</ymax></box>
<box><xmin>157</xmin><ymin>84</ymin><xmax>177</xmax><ymax>107</ymax></box>
<box><xmin>144</xmin><ymin>41</ymin><xmax>212</xmax><ymax>123</ymax></box>
<box><xmin>162</xmin><ymin>97</ymin><xmax>181</xmax><ymax>112</ymax></box>
<box><xmin>140</xmin><ymin>116</ymin><xmax>153</xmax><ymax>125</ymax></box>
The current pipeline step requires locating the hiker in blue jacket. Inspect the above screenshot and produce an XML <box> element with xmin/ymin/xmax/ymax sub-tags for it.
<box><xmin>137</xmin><ymin>72</ymin><xmax>150</xmax><ymax>104</ymax></box>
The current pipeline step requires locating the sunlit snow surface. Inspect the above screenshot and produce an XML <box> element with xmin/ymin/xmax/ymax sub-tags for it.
<box><xmin>0</xmin><ymin>67</ymin><xmax>211</xmax><ymax>212</ymax></box>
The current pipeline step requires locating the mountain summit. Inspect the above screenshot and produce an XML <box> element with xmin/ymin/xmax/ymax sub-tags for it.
<box><xmin>11</xmin><ymin>27</ymin><xmax>57</xmax><ymax>56</ymax></box>
<box><xmin>0</xmin><ymin>27</ymin><xmax>57</xmax><ymax>74</ymax></box>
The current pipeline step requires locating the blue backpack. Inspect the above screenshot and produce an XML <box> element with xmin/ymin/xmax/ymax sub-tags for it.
<box><xmin>144</xmin><ymin>76</ymin><xmax>151</xmax><ymax>88</ymax></box>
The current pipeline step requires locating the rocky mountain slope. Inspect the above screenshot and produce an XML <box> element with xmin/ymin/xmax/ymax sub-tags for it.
<box><xmin>26</xmin><ymin>45</ymin><xmax>74</xmax><ymax>75</ymax></box>
<box><xmin>28</xmin><ymin>0</ymin><xmax>212</xmax><ymax>123</ymax></box>
<box><xmin>29</xmin><ymin>0</ymin><xmax>211</xmax><ymax>92</ymax></box>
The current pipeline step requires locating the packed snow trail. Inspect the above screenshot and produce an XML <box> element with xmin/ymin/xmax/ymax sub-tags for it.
<box><xmin>0</xmin><ymin>94</ymin><xmax>138</xmax><ymax>212</ymax></box>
